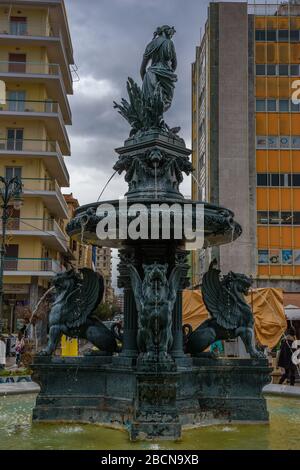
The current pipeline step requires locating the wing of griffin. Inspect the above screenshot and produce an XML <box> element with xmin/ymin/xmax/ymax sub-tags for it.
<box><xmin>202</xmin><ymin>263</ymin><xmax>239</xmax><ymax>330</ymax></box>
<box><xmin>67</xmin><ymin>268</ymin><xmax>104</xmax><ymax>329</ymax></box>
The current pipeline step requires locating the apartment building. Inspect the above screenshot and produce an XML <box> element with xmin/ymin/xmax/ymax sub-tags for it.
<box><xmin>192</xmin><ymin>1</ymin><xmax>300</xmax><ymax>295</ymax></box>
<box><xmin>0</xmin><ymin>0</ymin><xmax>73</xmax><ymax>332</ymax></box>
<box><xmin>93</xmin><ymin>246</ymin><xmax>114</xmax><ymax>305</ymax></box>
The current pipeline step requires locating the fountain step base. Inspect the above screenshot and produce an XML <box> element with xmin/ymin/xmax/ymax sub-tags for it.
<box><xmin>31</xmin><ymin>356</ymin><xmax>272</xmax><ymax>440</ymax></box>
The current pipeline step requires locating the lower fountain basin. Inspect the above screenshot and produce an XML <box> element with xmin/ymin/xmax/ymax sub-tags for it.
<box><xmin>66</xmin><ymin>198</ymin><xmax>242</xmax><ymax>249</ymax></box>
<box><xmin>1</xmin><ymin>383</ymin><xmax>299</xmax><ymax>450</ymax></box>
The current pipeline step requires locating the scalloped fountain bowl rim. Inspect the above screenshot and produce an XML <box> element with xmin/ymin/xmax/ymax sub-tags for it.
<box><xmin>66</xmin><ymin>198</ymin><xmax>242</xmax><ymax>249</ymax></box>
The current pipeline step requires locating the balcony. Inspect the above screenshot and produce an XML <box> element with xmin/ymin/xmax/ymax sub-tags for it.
<box><xmin>3</xmin><ymin>217</ymin><xmax>68</xmax><ymax>253</ymax></box>
<box><xmin>21</xmin><ymin>178</ymin><xmax>69</xmax><ymax>218</ymax></box>
<box><xmin>0</xmin><ymin>61</ymin><xmax>72</xmax><ymax>117</ymax></box>
<box><xmin>0</xmin><ymin>100</ymin><xmax>70</xmax><ymax>155</ymax></box>
<box><xmin>0</xmin><ymin>19</ymin><xmax>73</xmax><ymax>90</ymax></box>
<box><xmin>3</xmin><ymin>257</ymin><xmax>65</xmax><ymax>277</ymax></box>
<box><xmin>0</xmin><ymin>139</ymin><xmax>69</xmax><ymax>187</ymax></box>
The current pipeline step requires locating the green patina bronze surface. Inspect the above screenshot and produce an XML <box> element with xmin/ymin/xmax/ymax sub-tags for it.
<box><xmin>184</xmin><ymin>261</ymin><xmax>265</xmax><ymax>359</ymax></box>
<box><xmin>33</xmin><ymin>25</ymin><xmax>269</xmax><ymax>442</ymax></box>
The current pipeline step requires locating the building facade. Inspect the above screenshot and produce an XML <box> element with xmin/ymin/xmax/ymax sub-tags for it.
<box><xmin>192</xmin><ymin>1</ymin><xmax>300</xmax><ymax>294</ymax></box>
<box><xmin>93</xmin><ymin>246</ymin><xmax>114</xmax><ymax>305</ymax></box>
<box><xmin>63</xmin><ymin>193</ymin><xmax>93</xmax><ymax>272</ymax></box>
<box><xmin>0</xmin><ymin>0</ymin><xmax>73</xmax><ymax>332</ymax></box>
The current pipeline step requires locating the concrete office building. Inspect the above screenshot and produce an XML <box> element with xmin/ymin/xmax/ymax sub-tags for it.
<box><xmin>192</xmin><ymin>1</ymin><xmax>300</xmax><ymax>295</ymax></box>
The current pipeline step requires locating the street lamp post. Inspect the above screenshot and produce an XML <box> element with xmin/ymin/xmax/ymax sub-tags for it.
<box><xmin>0</xmin><ymin>176</ymin><xmax>23</xmax><ymax>333</ymax></box>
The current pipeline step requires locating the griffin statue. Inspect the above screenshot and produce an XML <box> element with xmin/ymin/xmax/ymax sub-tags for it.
<box><xmin>40</xmin><ymin>268</ymin><xmax>120</xmax><ymax>356</ymax></box>
<box><xmin>184</xmin><ymin>261</ymin><xmax>265</xmax><ymax>359</ymax></box>
<box><xmin>126</xmin><ymin>261</ymin><xmax>182</xmax><ymax>363</ymax></box>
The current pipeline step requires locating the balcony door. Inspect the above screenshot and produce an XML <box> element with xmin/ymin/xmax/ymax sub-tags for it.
<box><xmin>7</xmin><ymin>128</ymin><xmax>24</xmax><ymax>151</ymax></box>
<box><xmin>7</xmin><ymin>91</ymin><xmax>26</xmax><ymax>112</ymax></box>
<box><xmin>10</xmin><ymin>17</ymin><xmax>27</xmax><ymax>36</ymax></box>
<box><xmin>8</xmin><ymin>53</ymin><xmax>26</xmax><ymax>73</ymax></box>
<box><xmin>4</xmin><ymin>244</ymin><xmax>19</xmax><ymax>271</ymax></box>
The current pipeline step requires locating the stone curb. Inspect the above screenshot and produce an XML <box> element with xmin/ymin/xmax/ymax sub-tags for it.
<box><xmin>263</xmin><ymin>383</ymin><xmax>300</xmax><ymax>398</ymax></box>
<box><xmin>0</xmin><ymin>382</ymin><xmax>40</xmax><ymax>396</ymax></box>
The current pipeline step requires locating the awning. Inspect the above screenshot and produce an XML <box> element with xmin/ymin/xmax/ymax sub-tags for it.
<box><xmin>183</xmin><ymin>287</ymin><xmax>287</xmax><ymax>349</ymax></box>
<box><xmin>285</xmin><ymin>304</ymin><xmax>300</xmax><ymax>321</ymax></box>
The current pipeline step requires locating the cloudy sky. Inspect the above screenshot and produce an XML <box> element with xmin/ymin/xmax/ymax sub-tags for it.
<box><xmin>63</xmin><ymin>0</ymin><xmax>217</xmax><ymax>204</ymax></box>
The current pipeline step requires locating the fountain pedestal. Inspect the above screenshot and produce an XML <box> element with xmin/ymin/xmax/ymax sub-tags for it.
<box><xmin>31</xmin><ymin>356</ymin><xmax>271</xmax><ymax>438</ymax></box>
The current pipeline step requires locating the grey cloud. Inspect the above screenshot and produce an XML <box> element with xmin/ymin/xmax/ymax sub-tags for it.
<box><xmin>65</xmin><ymin>0</ymin><xmax>210</xmax><ymax>202</ymax></box>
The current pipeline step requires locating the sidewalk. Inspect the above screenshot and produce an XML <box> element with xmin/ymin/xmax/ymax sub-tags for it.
<box><xmin>263</xmin><ymin>383</ymin><xmax>300</xmax><ymax>398</ymax></box>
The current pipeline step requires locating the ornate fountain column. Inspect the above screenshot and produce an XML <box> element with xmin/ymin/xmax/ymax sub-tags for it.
<box><xmin>112</xmin><ymin>249</ymin><xmax>138</xmax><ymax>367</ymax></box>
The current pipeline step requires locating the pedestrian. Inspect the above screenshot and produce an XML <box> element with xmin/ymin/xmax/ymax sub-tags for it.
<box><xmin>0</xmin><ymin>335</ymin><xmax>6</xmax><ymax>370</ymax></box>
<box><xmin>278</xmin><ymin>328</ymin><xmax>297</xmax><ymax>386</ymax></box>
<box><xmin>15</xmin><ymin>332</ymin><xmax>25</xmax><ymax>368</ymax></box>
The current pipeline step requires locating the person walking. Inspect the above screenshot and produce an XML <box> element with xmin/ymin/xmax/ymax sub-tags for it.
<box><xmin>278</xmin><ymin>328</ymin><xmax>297</xmax><ymax>386</ymax></box>
<box><xmin>15</xmin><ymin>332</ymin><xmax>25</xmax><ymax>368</ymax></box>
<box><xmin>0</xmin><ymin>335</ymin><xmax>6</xmax><ymax>370</ymax></box>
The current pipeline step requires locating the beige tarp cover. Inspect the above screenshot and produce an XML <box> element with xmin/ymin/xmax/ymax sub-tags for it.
<box><xmin>182</xmin><ymin>288</ymin><xmax>287</xmax><ymax>349</ymax></box>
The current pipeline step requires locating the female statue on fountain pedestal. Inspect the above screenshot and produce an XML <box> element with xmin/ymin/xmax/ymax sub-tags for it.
<box><xmin>140</xmin><ymin>25</ymin><xmax>177</xmax><ymax>112</ymax></box>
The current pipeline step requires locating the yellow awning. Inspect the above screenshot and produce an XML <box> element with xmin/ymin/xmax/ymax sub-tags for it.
<box><xmin>182</xmin><ymin>288</ymin><xmax>287</xmax><ymax>349</ymax></box>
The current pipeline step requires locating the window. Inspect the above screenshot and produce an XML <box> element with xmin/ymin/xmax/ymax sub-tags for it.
<box><xmin>292</xmin><ymin>174</ymin><xmax>300</xmax><ymax>186</ymax></box>
<box><xmin>7</xmin><ymin>91</ymin><xmax>26</xmax><ymax>112</ymax></box>
<box><xmin>270</xmin><ymin>174</ymin><xmax>280</xmax><ymax>186</ymax></box>
<box><xmin>9</xmin><ymin>17</ymin><xmax>27</xmax><ymax>35</ymax></box>
<box><xmin>267</xmin><ymin>99</ymin><xmax>277</xmax><ymax>111</ymax></box>
<box><xmin>279</xmin><ymin>64</ymin><xmax>289</xmax><ymax>76</ymax></box>
<box><xmin>269</xmin><ymin>211</ymin><xmax>280</xmax><ymax>223</ymax></box>
<box><xmin>291</xmin><ymin>101</ymin><xmax>300</xmax><ymax>112</ymax></box>
<box><xmin>281</xmin><ymin>212</ymin><xmax>293</xmax><ymax>225</ymax></box>
<box><xmin>278</xmin><ymin>29</ymin><xmax>289</xmax><ymax>41</ymax></box>
<box><xmin>256</xmin><ymin>30</ymin><xmax>265</xmax><ymax>41</ymax></box>
<box><xmin>6</xmin><ymin>129</ymin><xmax>23</xmax><ymax>151</ymax></box>
<box><xmin>291</xmin><ymin>65</ymin><xmax>300</xmax><ymax>76</ymax></box>
<box><xmin>256</xmin><ymin>64</ymin><xmax>265</xmax><ymax>75</ymax></box>
<box><xmin>293</xmin><ymin>213</ymin><xmax>300</xmax><ymax>225</ymax></box>
<box><xmin>256</xmin><ymin>99</ymin><xmax>265</xmax><ymax>112</ymax></box>
<box><xmin>292</xmin><ymin>137</ymin><xmax>300</xmax><ymax>149</ymax></box>
<box><xmin>257</xmin><ymin>212</ymin><xmax>268</xmax><ymax>224</ymax></box>
<box><xmin>267</xmin><ymin>30</ymin><xmax>277</xmax><ymax>41</ymax></box>
<box><xmin>257</xmin><ymin>174</ymin><xmax>268</xmax><ymax>186</ymax></box>
<box><xmin>267</xmin><ymin>64</ymin><xmax>276</xmax><ymax>76</ymax></box>
<box><xmin>5</xmin><ymin>167</ymin><xmax>22</xmax><ymax>180</ymax></box>
<box><xmin>290</xmin><ymin>30</ymin><xmax>300</xmax><ymax>42</ymax></box>
<box><xmin>279</xmin><ymin>99</ymin><xmax>289</xmax><ymax>112</ymax></box>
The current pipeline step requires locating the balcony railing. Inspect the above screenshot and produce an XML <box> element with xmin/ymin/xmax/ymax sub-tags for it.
<box><xmin>0</xmin><ymin>20</ymin><xmax>60</xmax><ymax>38</ymax></box>
<box><xmin>0</xmin><ymin>60</ymin><xmax>60</xmax><ymax>75</ymax></box>
<box><xmin>0</xmin><ymin>139</ymin><xmax>69</xmax><ymax>186</ymax></box>
<box><xmin>3</xmin><ymin>217</ymin><xmax>64</xmax><ymax>234</ymax></box>
<box><xmin>0</xmin><ymin>138</ymin><xmax>59</xmax><ymax>153</ymax></box>
<box><xmin>20</xmin><ymin>178</ymin><xmax>68</xmax><ymax>214</ymax></box>
<box><xmin>0</xmin><ymin>99</ymin><xmax>60</xmax><ymax>114</ymax></box>
<box><xmin>3</xmin><ymin>257</ymin><xmax>65</xmax><ymax>274</ymax></box>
